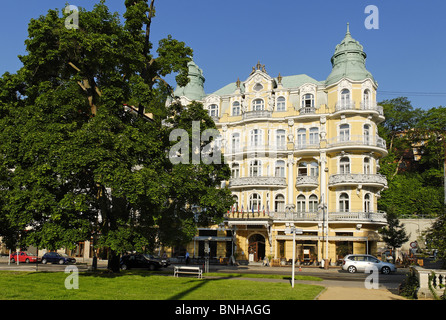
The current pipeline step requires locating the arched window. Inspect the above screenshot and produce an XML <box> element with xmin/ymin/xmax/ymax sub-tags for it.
<box><xmin>309</xmin><ymin>161</ymin><xmax>319</xmax><ymax>177</ymax></box>
<box><xmin>209</xmin><ymin>104</ymin><xmax>218</xmax><ymax>117</ymax></box>
<box><xmin>296</xmin><ymin>195</ymin><xmax>306</xmax><ymax>213</ymax></box>
<box><xmin>249</xmin><ymin>193</ymin><xmax>261</xmax><ymax>212</ymax></box>
<box><xmin>252</xmin><ymin>98</ymin><xmax>264</xmax><ymax>111</ymax></box>
<box><xmin>275</xmin><ymin>160</ymin><xmax>285</xmax><ymax>177</ymax></box>
<box><xmin>340</xmin><ymin>89</ymin><xmax>350</xmax><ymax>108</ymax></box>
<box><xmin>308</xmin><ymin>194</ymin><xmax>318</xmax><ymax>212</ymax></box>
<box><xmin>340</xmin><ymin>124</ymin><xmax>350</xmax><ymax>142</ymax></box>
<box><xmin>231</xmin><ymin>163</ymin><xmax>240</xmax><ymax>178</ymax></box>
<box><xmin>250</xmin><ymin>129</ymin><xmax>262</xmax><ymax>146</ymax></box>
<box><xmin>276</xmin><ymin>96</ymin><xmax>286</xmax><ymax>111</ymax></box>
<box><xmin>364</xmin><ymin>193</ymin><xmax>371</xmax><ymax>212</ymax></box>
<box><xmin>339</xmin><ymin>157</ymin><xmax>350</xmax><ymax>174</ymax></box>
<box><xmin>249</xmin><ymin>160</ymin><xmax>261</xmax><ymax>177</ymax></box>
<box><xmin>339</xmin><ymin>193</ymin><xmax>349</xmax><ymax>212</ymax></box>
<box><xmin>276</xmin><ymin>129</ymin><xmax>286</xmax><ymax>148</ymax></box>
<box><xmin>309</xmin><ymin>127</ymin><xmax>319</xmax><ymax>146</ymax></box>
<box><xmin>232</xmin><ymin>101</ymin><xmax>241</xmax><ymax>116</ymax></box>
<box><xmin>364</xmin><ymin>124</ymin><xmax>371</xmax><ymax>145</ymax></box>
<box><xmin>232</xmin><ymin>133</ymin><xmax>240</xmax><ymax>152</ymax></box>
<box><xmin>297</xmin><ymin>128</ymin><xmax>306</xmax><ymax>148</ymax></box>
<box><xmin>302</xmin><ymin>93</ymin><xmax>314</xmax><ymax>109</ymax></box>
<box><xmin>298</xmin><ymin>162</ymin><xmax>308</xmax><ymax>176</ymax></box>
<box><xmin>363</xmin><ymin>89</ymin><xmax>371</xmax><ymax>109</ymax></box>
<box><xmin>363</xmin><ymin>157</ymin><xmax>371</xmax><ymax>174</ymax></box>
<box><xmin>274</xmin><ymin>194</ymin><xmax>285</xmax><ymax>212</ymax></box>
<box><xmin>298</xmin><ymin>161</ymin><xmax>319</xmax><ymax>176</ymax></box>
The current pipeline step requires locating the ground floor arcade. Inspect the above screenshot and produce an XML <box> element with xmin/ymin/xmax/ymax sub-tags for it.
<box><xmin>181</xmin><ymin>220</ymin><xmax>381</xmax><ymax>266</ymax></box>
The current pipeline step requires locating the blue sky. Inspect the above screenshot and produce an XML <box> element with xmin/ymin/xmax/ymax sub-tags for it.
<box><xmin>1</xmin><ymin>0</ymin><xmax>445</xmax><ymax>110</ymax></box>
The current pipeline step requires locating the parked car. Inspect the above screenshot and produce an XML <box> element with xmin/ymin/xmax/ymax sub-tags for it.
<box><xmin>120</xmin><ymin>254</ymin><xmax>162</xmax><ymax>271</ymax></box>
<box><xmin>41</xmin><ymin>252</ymin><xmax>76</xmax><ymax>265</ymax></box>
<box><xmin>342</xmin><ymin>254</ymin><xmax>396</xmax><ymax>274</ymax></box>
<box><xmin>144</xmin><ymin>254</ymin><xmax>170</xmax><ymax>268</ymax></box>
<box><xmin>9</xmin><ymin>251</ymin><xmax>41</xmax><ymax>263</ymax></box>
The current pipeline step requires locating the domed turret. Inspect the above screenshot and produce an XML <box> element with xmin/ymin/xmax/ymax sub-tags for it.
<box><xmin>173</xmin><ymin>60</ymin><xmax>206</xmax><ymax>101</ymax></box>
<box><xmin>326</xmin><ymin>23</ymin><xmax>375</xmax><ymax>86</ymax></box>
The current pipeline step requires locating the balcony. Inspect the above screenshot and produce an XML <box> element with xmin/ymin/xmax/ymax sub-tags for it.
<box><xmin>242</xmin><ymin>110</ymin><xmax>272</xmax><ymax>120</ymax></box>
<box><xmin>335</xmin><ymin>102</ymin><xmax>356</xmax><ymax>112</ymax></box>
<box><xmin>328</xmin><ymin>211</ymin><xmax>387</xmax><ymax>224</ymax></box>
<box><xmin>326</xmin><ymin>135</ymin><xmax>387</xmax><ymax>152</ymax></box>
<box><xmin>334</xmin><ymin>102</ymin><xmax>383</xmax><ymax>116</ymax></box>
<box><xmin>328</xmin><ymin>173</ymin><xmax>388</xmax><ymax>188</ymax></box>
<box><xmin>229</xmin><ymin>176</ymin><xmax>287</xmax><ymax>188</ymax></box>
<box><xmin>294</xmin><ymin>142</ymin><xmax>320</xmax><ymax>152</ymax></box>
<box><xmin>295</xmin><ymin>175</ymin><xmax>319</xmax><ymax>188</ymax></box>
<box><xmin>299</xmin><ymin>107</ymin><xmax>317</xmax><ymax>115</ymax></box>
<box><xmin>360</xmin><ymin>102</ymin><xmax>384</xmax><ymax>115</ymax></box>
<box><xmin>224</xmin><ymin>210</ymin><xmax>387</xmax><ymax>224</ymax></box>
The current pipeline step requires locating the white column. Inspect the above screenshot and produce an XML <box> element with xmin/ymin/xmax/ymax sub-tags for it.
<box><xmin>287</xmin><ymin>154</ymin><xmax>295</xmax><ymax>210</ymax></box>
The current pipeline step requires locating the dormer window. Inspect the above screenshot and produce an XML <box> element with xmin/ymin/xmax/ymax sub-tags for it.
<box><xmin>276</xmin><ymin>96</ymin><xmax>286</xmax><ymax>111</ymax></box>
<box><xmin>302</xmin><ymin>94</ymin><xmax>314</xmax><ymax>109</ymax></box>
<box><xmin>209</xmin><ymin>104</ymin><xmax>218</xmax><ymax>117</ymax></box>
<box><xmin>232</xmin><ymin>101</ymin><xmax>241</xmax><ymax>116</ymax></box>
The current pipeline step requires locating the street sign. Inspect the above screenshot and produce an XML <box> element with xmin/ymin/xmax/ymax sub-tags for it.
<box><xmin>284</xmin><ymin>227</ymin><xmax>303</xmax><ymax>235</ymax></box>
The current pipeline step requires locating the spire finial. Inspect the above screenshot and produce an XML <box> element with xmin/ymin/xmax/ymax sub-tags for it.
<box><xmin>346</xmin><ymin>22</ymin><xmax>350</xmax><ymax>34</ymax></box>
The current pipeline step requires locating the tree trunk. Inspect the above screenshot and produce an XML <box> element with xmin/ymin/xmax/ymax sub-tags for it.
<box><xmin>107</xmin><ymin>249</ymin><xmax>121</xmax><ymax>273</ymax></box>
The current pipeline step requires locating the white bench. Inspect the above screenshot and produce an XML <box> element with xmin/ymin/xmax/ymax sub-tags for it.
<box><xmin>174</xmin><ymin>266</ymin><xmax>203</xmax><ymax>279</ymax></box>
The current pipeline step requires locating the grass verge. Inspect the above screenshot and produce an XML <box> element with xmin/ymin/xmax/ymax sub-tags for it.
<box><xmin>0</xmin><ymin>270</ymin><xmax>324</xmax><ymax>300</ymax></box>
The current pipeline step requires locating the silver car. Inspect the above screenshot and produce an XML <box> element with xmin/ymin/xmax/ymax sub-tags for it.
<box><xmin>342</xmin><ymin>254</ymin><xmax>396</xmax><ymax>274</ymax></box>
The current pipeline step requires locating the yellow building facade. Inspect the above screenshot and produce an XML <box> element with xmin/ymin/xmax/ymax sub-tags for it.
<box><xmin>173</xmin><ymin>26</ymin><xmax>388</xmax><ymax>265</ymax></box>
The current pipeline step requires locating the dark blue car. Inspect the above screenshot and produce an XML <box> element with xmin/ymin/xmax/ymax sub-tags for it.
<box><xmin>41</xmin><ymin>252</ymin><xmax>76</xmax><ymax>264</ymax></box>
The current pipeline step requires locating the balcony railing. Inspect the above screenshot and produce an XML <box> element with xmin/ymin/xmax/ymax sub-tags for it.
<box><xmin>360</xmin><ymin>102</ymin><xmax>384</xmax><ymax>115</ymax></box>
<box><xmin>299</xmin><ymin>107</ymin><xmax>317</xmax><ymax>115</ymax></box>
<box><xmin>295</xmin><ymin>175</ymin><xmax>319</xmax><ymax>188</ymax></box>
<box><xmin>328</xmin><ymin>173</ymin><xmax>388</xmax><ymax>188</ymax></box>
<box><xmin>294</xmin><ymin>142</ymin><xmax>319</xmax><ymax>150</ymax></box>
<box><xmin>335</xmin><ymin>102</ymin><xmax>356</xmax><ymax>112</ymax></box>
<box><xmin>335</xmin><ymin>102</ymin><xmax>383</xmax><ymax>116</ymax></box>
<box><xmin>328</xmin><ymin>211</ymin><xmax>387</xmax><ymax>223</ymax></box>
<box><xmin>327</xmin><ymin>135</ymin><xmax>386</xmax><ymax>149</ymax></box>
<box><xmin>224</xmin><ymin>210</ymin><xmax>387</xmax><ymax>223</ymax></box>
<box><xmin>229</xmin><ymin>176</ymin><xmax>287</xmax><ymax>188</ymax></box>
<box><xmin>242</xmin><ymin>110</ymin><xmax>272</xmax><ymax>120</ymax></box>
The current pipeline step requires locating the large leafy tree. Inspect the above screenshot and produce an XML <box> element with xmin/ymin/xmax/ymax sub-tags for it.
<box><xmin>378</xmin><ymin>98</ymin><xmax>445</xmax><ymax>218</ymax></box>
<box><xmin>0</xmin><ymin>0</ymin><xmax>232</xmax><ymax>272</ymax></box>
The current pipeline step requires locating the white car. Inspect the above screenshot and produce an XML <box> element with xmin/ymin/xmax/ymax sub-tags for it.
<box><xmin>342</xmin><ymin>254</ymin><xmax>396</xmax><ymax>274</ymax></box>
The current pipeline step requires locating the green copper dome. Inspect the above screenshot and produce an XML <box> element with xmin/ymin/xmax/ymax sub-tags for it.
<box><xmin>174</xmin><ymin>60</ymin><xmax>206</xmax><ymax>101</ymax></box>
<box><xmin>326</xmin><ymin>24</ymin><xmax>375</xmax><ymax>86</ymax></box>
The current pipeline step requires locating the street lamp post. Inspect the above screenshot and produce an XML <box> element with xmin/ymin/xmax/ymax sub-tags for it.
<box><xmin>285</xmin><ymin>223</ymin><xmax>303</xmax><ymax>288</ymax></box>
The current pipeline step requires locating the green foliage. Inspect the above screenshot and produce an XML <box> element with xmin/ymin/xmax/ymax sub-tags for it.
<box><xmin>378</xmin><ymin>97</ymin><xmax>445</xmax><ymax>218</ymax></box>
<box><xmin>0</xmin><ymin>1</ymin><xmax>229</xmax><ymax>271</ymax></box>
<box><xmin>379</xmin><ymin>211</ymin><xmax>409</xmax><ymax>250</ymax></box>
<box><xmin>399</xmin><ymin>271</ymin><xmax>419</xmax><ymax>299</ymax></box>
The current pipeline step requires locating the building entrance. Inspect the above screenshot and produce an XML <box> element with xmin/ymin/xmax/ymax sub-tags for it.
<box><xmin>248</xmin><ymin>234</ymin><xmax>265</xmax><ymax>262</ymax></box>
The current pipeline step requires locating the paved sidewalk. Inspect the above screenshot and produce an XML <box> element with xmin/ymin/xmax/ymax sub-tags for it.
<box><xmin>316</xmin><ymin>285</ymin><xmax>407</xmax><ymax>300</ymax></box>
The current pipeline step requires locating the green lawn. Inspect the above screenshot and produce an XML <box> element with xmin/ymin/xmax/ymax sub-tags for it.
<box><xmin>0</xmin><ymin>270</ymin><xmax>324</xmax><ymax>300</ymax></box>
